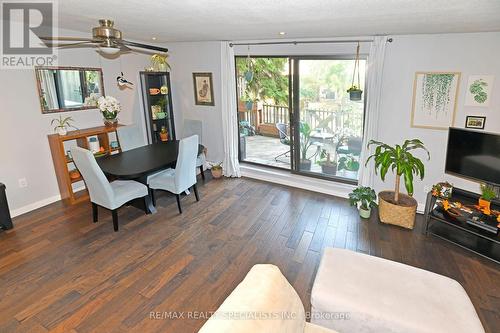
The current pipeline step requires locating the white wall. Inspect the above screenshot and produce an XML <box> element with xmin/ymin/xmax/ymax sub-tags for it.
<box><xmin>376</xmin><ymin>32</ymin><xmax>500</xmax><ymax>208</ymax></box>
<box><xmin>166</xmin><ymin>41</ymin><xmax>224</xmax><ymax>163</ymax></box>
<box><xmin>0</xmin><ymin>28</ymin><xmax>151</xmax><ymax>215</ymax></box>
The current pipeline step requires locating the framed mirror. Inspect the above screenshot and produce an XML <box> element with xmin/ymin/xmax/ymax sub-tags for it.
<box><xmin>35</xmin><ymin>66</ymin><xmax>105</xmax><ymax>114</ymax></box>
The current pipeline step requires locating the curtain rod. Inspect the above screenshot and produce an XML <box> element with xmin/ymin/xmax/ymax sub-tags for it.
<box><xmin>229</xmin><ymin>38</ymin><xmax>392</xmax><ymax>47</ymax></box>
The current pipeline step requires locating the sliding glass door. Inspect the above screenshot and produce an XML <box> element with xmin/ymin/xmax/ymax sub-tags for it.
<box><xmin>235</xmin><ymin>55</ymin><xmax>366</xmax><ymax>183</ymax></box>
<box><xmin>291</xmin><ymin>57</ymin><xmax>366</xmax><ymax>182</ymax></box>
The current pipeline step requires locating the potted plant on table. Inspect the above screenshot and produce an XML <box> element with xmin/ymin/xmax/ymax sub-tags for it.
<box><xmin>479</xmin><ymin>183</ymin><xmax>497</xmax><ymax>213</ymax></box>
<box><xmin>210</xmin><ymin>162</ymin><xmax>223</xmax><ymax>179</ymax></box>
<box><xmin>366</xmin><ymin>139</ymin><xmax>430</xmax><ymax>229</ymax></box>
<box><xmin>338</xmin><ymin>154</ymin><xmax>360</xmax><ymax>178</ymax></box>
<box><xmin>349</xmin><ymin>186</ymin><xmax>377</xmax><ymax>218</ymax></box>
<box><xmin>98</xmin><ymin>96</ymin><xmax>121</xmax><ymax>128</ymax></box>
<box><xmin>299</xmin><ymin>122</ymin><xmax>314</xmax><ymax>171</ymax></box>
<box><xmin>51</xmin><ymin>116</ymin><xmax>78</xmax><ymax>135</ymax></box>
<box><xmin>317</xmin><ymin>149</ymin><xmax>337</xmax><ymax>175</ymax></box>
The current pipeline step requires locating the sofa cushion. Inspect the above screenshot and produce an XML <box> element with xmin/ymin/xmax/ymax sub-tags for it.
<box><xmin>311</xmin><ymin>248</ymin><xmax>484</xmax><ymax>333</ymax></box>
<box><xmin>198</xmin><ymin>264</ymin><xmax>306</xmax><ymax>333</ymax></box>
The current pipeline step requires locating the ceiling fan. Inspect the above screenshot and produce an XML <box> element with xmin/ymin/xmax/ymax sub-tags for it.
<box><xmin>40</xmin><ymin>19</ymin><xmax>168</xmax><ymax>55</ymax></box>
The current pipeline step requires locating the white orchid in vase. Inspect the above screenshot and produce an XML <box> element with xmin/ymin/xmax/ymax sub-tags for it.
<box><xmin>98</xmin><ymin>95</ymin><xmax>121</xmax><ymax>128</ymax></box>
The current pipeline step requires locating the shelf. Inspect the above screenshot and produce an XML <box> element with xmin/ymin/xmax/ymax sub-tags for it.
<box><xmin>70</xmin><ymin>176</ymin><xmax>83</xmax><ymax>183</ymax></box>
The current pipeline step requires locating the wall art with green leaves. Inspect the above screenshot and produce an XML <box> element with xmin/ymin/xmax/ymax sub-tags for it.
<box><xmin>411</xmin><ymin>72</ymin><xmax>461</xmax><ymax>130</ymax></box>
<box><xmin>465</xmin><ymin>75</ymin><xmax>494</xmax><ymax>107</ymax></box>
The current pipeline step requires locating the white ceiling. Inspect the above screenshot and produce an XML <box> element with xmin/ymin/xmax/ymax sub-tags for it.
<box><xmin>57</xmin><ymin>0</ymin><xmax>500</xmax><ymax>42</ymax></box>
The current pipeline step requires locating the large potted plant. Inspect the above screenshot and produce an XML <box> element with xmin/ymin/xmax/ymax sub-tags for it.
<box><xmin>317</xmin><ymin>149</ymin><xmax>337</xmax><ymax>175</ymax></box>
<box><xmin>366</xmin><ymin>139</ymin><xmax>430</xmax><ymax>229</ymax></box>
<box><xmin>349</xmin><ymin>186</ymin><xmax>377</xmax><ymax>219</ymax></box>
<box><xmin>299</xmin><ymin>122</ymin><xmax>314</xmax><ymax>171</ymax></box>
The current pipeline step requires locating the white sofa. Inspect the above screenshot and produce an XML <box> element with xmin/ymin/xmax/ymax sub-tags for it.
<box><xmin>311</xmin><ymin>248</ymin><xmax>485</xmax><ymax>333</ymax></box>
<box><xmin>198</xmin><ymin>264</ymin><xmax>337</xmax><ymax>333</ymax></box>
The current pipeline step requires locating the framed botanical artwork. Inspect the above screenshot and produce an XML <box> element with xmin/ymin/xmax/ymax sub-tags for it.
<box><xmin>411</xmin><ymin>72</ymin><xmax>461</xmax><ymax>130</ymax></box>
<box><xmin>465</xmin><ymin>116</ymin><xmax>486</xmax><ymax>129</ymax></box>
<box><xmin>193</xmin><ymin>72</ymin><xmax>215</xmax><ymax>106</ymax></box>
<box><xmin>464</xmin><ymin>75</ymin><xmax>494</xmax><ymax>107</ymax></box>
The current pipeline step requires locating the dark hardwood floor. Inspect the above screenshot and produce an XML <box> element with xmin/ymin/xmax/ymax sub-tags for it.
<box><xmin>0</xmin><ymin>176</ymin><xmax>499</xmax><ymax>333</ymax></box>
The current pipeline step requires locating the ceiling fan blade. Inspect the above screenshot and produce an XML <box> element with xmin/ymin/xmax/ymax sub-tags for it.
<box><xmin>121</xmin><ymin>40</ymin><xmax>168</xmax><ymax>53</ymax></box>
<box><xmin>45</xmin><ymin>41</ymin><xmax>99</xmax><ymax>47</ymax></box>
<box><xmin>39</xmin><ymin>36</ymin><xmax>96</xmax><ymax>42</ymax></box>
<box><xmin>119</xmin><ymin>44</ymin><xmax>132</xmax><ymax>52</ymax></box>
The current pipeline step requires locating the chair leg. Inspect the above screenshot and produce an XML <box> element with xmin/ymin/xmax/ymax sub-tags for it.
<box><xmin>175</xmin><ymin>194</ymin><xmax>182</xmax><ymax>214</ymax></box>
<box><xmin>112</xmin><ymin>210</ymin><xmax>119</xmax><ymax>232</ymax></box>
<box><xmin>193</xmin><ymin>184</ymin><xmax>200</xmax><ymax>202</ymax></box>
<box><xmin>143</xmin><ymin>196</ymin><xmax>149</xmax><ymax>214</ymax></box>
<box><xmin>150</xmin><ymin>188</ymin><xmax>156</xmax><ymax>207</ymax></box>
<box><xmin>92</xmin><ymin>202</ymin><xmax>98</xmax><ymax>223</ymax></box>
<box><xmin>275</xmin><ymin>149</ymin><xmax>291</xmax><ymax>162</ymax></box>
<box><xmin>200</xmin><ymin>166</ymin><xmax>205</xmax><ymax>180</ymax></box>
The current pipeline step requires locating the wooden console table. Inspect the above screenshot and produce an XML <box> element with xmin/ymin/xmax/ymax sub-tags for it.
<box><xmin>424</xmin><ymin>187</ymin><xmax>500</xmax><ymax>264</ymax></box>
<box><xmin>48</xmin><ymin>126</ymin><xmax>121</xmax><ymax>205</ymax></box>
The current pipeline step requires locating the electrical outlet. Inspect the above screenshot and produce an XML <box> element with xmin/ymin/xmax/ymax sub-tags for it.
<box><xmin>18</xmin><ymin>178</ymin><xmax>28</xmax><ymax>188</ymax></box>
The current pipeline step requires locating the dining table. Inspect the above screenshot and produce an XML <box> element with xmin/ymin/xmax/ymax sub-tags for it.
<box><xmin>97</xmin><ymin>141</ymin><xmax>204</xmax><ymax>214</ymax></box>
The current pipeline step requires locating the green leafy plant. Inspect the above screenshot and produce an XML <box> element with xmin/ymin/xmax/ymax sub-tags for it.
<box><xmin>210</xmin><ymin>162</ymin><xmax>223</xmax><ymax>171</ymax></box>
<box><xmin>347</xmin><ymin>85</ymin><xmax>362</xmax><ymax>92</ymax></box>
<box><xmin>151</xmin><ymin>53</ymin><xmax>171</xmax><ymax>70</ymax></box>
<box><xmin>299</xmin><ymin>122</ymin><xmax>314</xmax><ymax>160</ymax></box>
<box><xmin>349</xmin><ymin>186</ymin><xmax>377</xmax><ymax>210</ymax></box>
<box><xmin>338</xmin><ymin>155</ymin><xmax>360</xmax><ymax>171</ymax></box>
<box><xmin>366</xmin><ymin>139</ymin><xmax>430</xmax><ymax>204</ymax></box>
<box><xmin>51</xmin><ymin>116</ymin><xmax>77</xmax><ymax>132</ymax></box>
<box><xmin>317</xmin><ymin>149</ymin><xmax>335</xmax><ymax>166</ymax></box>
<box><xmin>480</xmin><ymin>183</ymin><xmax>497</xmax><ymax>201</ymax></box>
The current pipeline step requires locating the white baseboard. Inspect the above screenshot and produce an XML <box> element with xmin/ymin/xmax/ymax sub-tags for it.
<box><xmin>10</xmin><ymin>194</ymin><xmax>61</xmax><ymax>218</ymax></box>
<box><xmin>240</xmin><ymin>164</ymin><xmax>356</xmax><ymax>199</ymax></box>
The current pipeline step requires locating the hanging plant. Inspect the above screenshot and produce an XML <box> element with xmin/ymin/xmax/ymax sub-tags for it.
<box><xmin>244</xmin><ymin>47</ymin><xmax>254</xmax><ymax>82</ymax></box>
<box><xmin>347</xmin><ymin>42</ymin><xmax>363</xmax><ymax>101</ymax></box>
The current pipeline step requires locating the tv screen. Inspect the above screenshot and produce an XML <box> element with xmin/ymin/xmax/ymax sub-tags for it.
<box><xmin>445</xmin><ymin>128</ymin><xmax>500</xmax><ymax>185</ymax></box>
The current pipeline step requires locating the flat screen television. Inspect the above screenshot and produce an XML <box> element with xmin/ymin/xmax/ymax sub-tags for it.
<box><xmin>445</xmin><ymin>128</ymin><xmax>500</xmax><ymax>185</ymax></box>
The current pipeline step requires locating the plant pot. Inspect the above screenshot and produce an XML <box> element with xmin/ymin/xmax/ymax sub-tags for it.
<box><xmin>359</xmin><ymin>206</ymin><xmax>371</xmax><ymax>219</ymax></box>
<box><xmin>244</xmin><ymin>70</ymin><xmax>254</xmax><ymax>82</ymax></box>
<box><xmin>320</xmin><ymin>163</ymin><xmax>337</xmax><ymax>175</ymax></box>
<box><xmin>299</xmin><ymin>159</ymin><xmax>311</xmax><ymax>171</ymax></box>
<box><xmin>104</xmin><ymin>119</ymin><xmax>118</xmax><ymax>128</ymax></box>
<box><xmin>159</xmin><ymin>132</ymin><xmax>168</xmax><ymax>141</ymax></box>
<box><xmin>211</xmin><ymin>168</ymin><xmax>223</xmax><ymax>179</ymax></box>
<box><xmin>56</xmin><ymin>127</ymin><xmax>67</xmax><ymax>135</ymax></box>
<box><xmin>378</xmin><ymin>191</ymin><xmax>418</xmax><ymax>229</ymax></box>
<box><xmin>478</xmin><ymin>198</ymin><xmax>491</xmax><ymax>211</ymax></box>
<box><xmin>349</xmin><ymin>89</ymin><xmax>363</xmax><ymax>101</ymax></box>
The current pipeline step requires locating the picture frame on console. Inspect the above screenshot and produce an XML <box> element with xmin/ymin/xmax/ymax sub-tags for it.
<box><xmin>465</xmin><ymin>116</ymin><xmax>486</xmax><ymax>129</ymax></box>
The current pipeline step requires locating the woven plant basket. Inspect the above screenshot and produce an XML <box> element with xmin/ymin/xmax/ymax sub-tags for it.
<box><xmin>378</xmin><ymin>191</ymin><xmax>418</xmax><ymax>229</ymax></box>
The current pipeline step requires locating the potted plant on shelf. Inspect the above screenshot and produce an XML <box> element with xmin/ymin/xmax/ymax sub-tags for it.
<box><xmin>210</xmin><ymin>162</ymin><xmax>223</xmax><ymax>179</ymax></box>
<box><xmin>51</xmin><ymin>116</ymin><xmax>78</xmax><ymax>135</ymax></box>
<box><xmin>159</xmin><ymin>126</ymin><xmax>169</xmax><ymax>141</ymax></box>
<box><xmin>349</xmin><ymin>186</ymin><xmax>377</xmax><ymax>219</ymax></box>
<box><xmin>317</xmin><ymin>149</ymin><xmax>337</xmax><ymax>175</ymax></box>
<box><xmin>98</xmin><ymin>96</ymin><xmax>121</xmax><ymax>128</ymax></box>
<box><xmin>299</xmin><ymin>122</ymin><xmax>314</xmax><ymax>171</ymax></box>
<box><xmin>366</xmin><ymin>139</ymin><xmax>430</xmax><ymax>229</ymax></box>
<box><xmin>479</xmin><ymin>183</ymin><xmax>497</xmax><ymax>213</ymax></box>
<box><xmin>151</xmin><ymin>53</ymin><xmax>171</xmax><ymax>72</ymax></box>
<box><xmin>337</xmin><ymin>154</ymin><xmax>360</xmax><ymax>178</ymax></box>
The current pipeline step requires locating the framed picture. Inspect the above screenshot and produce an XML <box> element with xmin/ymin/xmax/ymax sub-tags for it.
<box><xmin>465</xmin><ymin>116</ymin><xmax>486</xmax><ymax>129</ymax></box>
<box><xmin>464</xmin><ymin>75</ymin><xmax>494</xmax><ymax>107</ymax></box>
<box><xmin>411</xmin><ymin>72</ymin><xmax>461</xmax><ymax>130</ymax></box>
<box><xmin>193</xmin><ymin>72</ymin><xmax>215</xmax><ymax>106</ymax></box>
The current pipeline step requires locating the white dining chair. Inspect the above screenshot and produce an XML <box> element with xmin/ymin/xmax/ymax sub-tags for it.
<box><xmin>184</xmin><ymin>119</ymin><xmax>207</xmax><ymax>180</ymax></box>
<box><xmin>71</xmin><ymin>146</ymin><xmax>149</xmax><ymax>231</ymax></box>
<box><xmin>116</xmin><ymin>125</ymin><xmax>146</xmax><ymax>152</ymax></box>
<box><xmin>147</xmin><ymin>135</ymin><xmax>200</xmax><ymax>214</ymax></box>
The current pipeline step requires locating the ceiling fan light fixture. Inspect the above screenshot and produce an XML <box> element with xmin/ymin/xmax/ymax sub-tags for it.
<box><xmin>98</xmin><ymin>46</ymin><xmax>121</xmax><ymax>55</ymax></box>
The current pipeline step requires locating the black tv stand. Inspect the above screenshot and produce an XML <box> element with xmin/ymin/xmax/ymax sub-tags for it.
<box><xmin>424</xmin><ymin>187</ymin><xmax>500</xmax><ymax>264</ymax></box>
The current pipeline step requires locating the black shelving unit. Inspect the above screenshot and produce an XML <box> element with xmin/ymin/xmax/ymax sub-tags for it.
<box><xmin>424</xmin><ymin>187</ymin><xmax>500</xmax><ymax>264</ymax></box>
<box><xmin>140</xmin><ymin>72</ymin><xmax>175</xmax><ymax>144</ymax></box>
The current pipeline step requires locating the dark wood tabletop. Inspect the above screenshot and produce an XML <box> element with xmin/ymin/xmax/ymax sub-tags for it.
<box><xmin>98</xmin><ymin>141</ymin><xmax>203</xmax><ymax>180</ymax></box>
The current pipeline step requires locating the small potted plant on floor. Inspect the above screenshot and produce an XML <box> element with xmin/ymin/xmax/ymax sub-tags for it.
<box><xmin>338</xmin><ymin>154</ymin><xmax>359</xmax><ymax>178</ymax></box>
<box><xmin>366</xmin><ymin>139</ymin><xmax>430</xmax><ymax>229</ymax></box>
<box><xmin>98</xmin><ymin>96</ymin><xmax>121</xmax><ymax>128</ymax></box>
<box><xmin>210</xmin><ymin>162</ymin><xmax>223</xmax><ymax>179</ymax></box>
<box><xmin>317</xmin><ymin>149</ymin><xmax>337</xmax><ymax>175</ymax></box>
<box><xmin>299</xmin><ymin>122</ymin><xmax>314</xmax><ymax>171</ymax></box>
<box><xmin>51</xmin><ymin>116</ymin><xmax>78</xmax><ymax>135</ymax></box>
<box><xmin>349</xmin><ymin>186</ymin><xmax>377</xmax><ymax>218</ymax></box>
<box><xmin>479</xmin><ymin>183</ymin><xmax>497</xmax><ymax>213</ymax></box>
